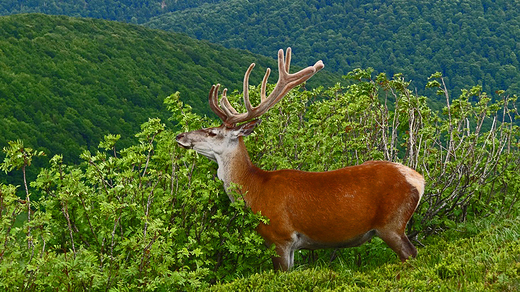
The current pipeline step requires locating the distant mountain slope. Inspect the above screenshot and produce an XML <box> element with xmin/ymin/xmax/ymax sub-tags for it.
<box><xmin>0</xmin><ymin>13</ymin><xmax>331</xmax><ymax>168</ymax></box>
<box><xmin>146</xmin><ymin>0</ymin><xmax>520</xmax><ymax>95</ymax></box>
<box><xmin>0</xmin><ymin>0</ymin><xmax>226</xmax><ymax>24</ymax></box>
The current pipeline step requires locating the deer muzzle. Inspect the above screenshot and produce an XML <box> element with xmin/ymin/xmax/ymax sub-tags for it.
<box><xmin>175</xmin><ymin>133</ymin><xmax>192</xmax><ymax>149</ymax></box>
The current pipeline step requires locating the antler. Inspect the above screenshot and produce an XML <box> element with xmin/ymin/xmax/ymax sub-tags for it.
<box><xmin>209</xmin><ymin>48</ymin><xmax>324</xmax><ymax>127</ymax></box>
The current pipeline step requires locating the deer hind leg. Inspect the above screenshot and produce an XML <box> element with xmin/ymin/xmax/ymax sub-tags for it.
<box><xmin>377</xmin><ymin>230</ymin><xmax>417</xmax><ymax>262</ymax></box>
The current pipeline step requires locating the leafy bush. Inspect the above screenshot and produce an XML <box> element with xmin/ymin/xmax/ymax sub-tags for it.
<box><xmin>1</xmin><ymin>71</ymin><xmax>519</xmax><ymax>289</ymax></box>
<box><xmin>0</xmin><ymin>93</ymin><xmax>274</xmax><ymax>290</ymax></box>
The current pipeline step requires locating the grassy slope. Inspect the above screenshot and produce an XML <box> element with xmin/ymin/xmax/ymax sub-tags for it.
<box><xmin>210</xmin><ymin>216</ymin><xmax>520</xmax><ymax>291</ymax></box>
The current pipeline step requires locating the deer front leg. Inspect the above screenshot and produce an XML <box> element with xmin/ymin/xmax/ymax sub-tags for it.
<box><xmin>272</xmin><ymin>243</ymin><xmax>295</xmax><ymax>271</ymax></box>
<box><xmin>258</xmin><ymin>219</ymin><xmax>297</xmax><ymax>271</ymax></box>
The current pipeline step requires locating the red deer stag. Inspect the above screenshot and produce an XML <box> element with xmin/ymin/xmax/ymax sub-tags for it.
<box><xmin>176</xmin><ymin>48</ymin><xmax>425</xmax><ymax>271</ymax></box>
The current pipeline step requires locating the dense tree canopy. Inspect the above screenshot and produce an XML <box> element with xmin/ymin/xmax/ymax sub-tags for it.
<box><xmin>146</xmin><ymin>0</ymin><xmax>520</xmax><ymax>96</ymax></box>
<box><xmin>2</xmin><ymin>1</ymin><xmax>518</xmax><ymax>99</ymax></box>
<box><xmin>0</xmin><ymin>0</ymin><xmax>226</xmax><ymax>23</ymax></box>
<box><xmin>2</xmin><ymin>1</ymin><xmax>519</xmax><ymax>98</ymax></box>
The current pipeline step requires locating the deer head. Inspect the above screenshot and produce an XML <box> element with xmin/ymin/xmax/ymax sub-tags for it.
<box><xmin>176</xmin><ymin>47</ymin><xmax>324</xmax><ymax>163</ymax></box>
<box><xmin>176</xmin><ymin>121</ymin><xmax>260</xmax><ymax>162</ymax></box>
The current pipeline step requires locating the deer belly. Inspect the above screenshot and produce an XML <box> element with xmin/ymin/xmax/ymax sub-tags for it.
<box><xmin>292</xmin><ymin>229</ymin><xmax>376</xmax><ymax>250</ymax></box>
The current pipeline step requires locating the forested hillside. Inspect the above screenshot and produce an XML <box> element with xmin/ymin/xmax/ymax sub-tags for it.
<box><xmin>0</xmin><ymin>13</ymin><xmax>332</xmax><ymax>177</ymax></box>
<box><xmin>0</xmin><ymin>0</ymin><xmax>225</xmax><ymax>24</ymax></box>
<box><xmin>2</xmin><ymin>1</ymin><xmax>518</xmax><ymax>97</ymax></box>
<box><xmin>146</xmin><ymin>0</ymin><xmax>520</xmax><ymax>95</ymax></box>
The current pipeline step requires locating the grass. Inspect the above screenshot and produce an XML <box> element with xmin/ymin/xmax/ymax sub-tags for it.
<box><xmin>209</xmin><ymin>216</ymin><xmax>520</xmax><ymax>291</ymax></box>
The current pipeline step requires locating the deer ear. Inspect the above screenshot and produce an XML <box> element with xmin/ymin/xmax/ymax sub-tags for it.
<box><xmin>234</xmin><ymin>119</ymin><xmax>261</xmax><ymax>137</ymax></box>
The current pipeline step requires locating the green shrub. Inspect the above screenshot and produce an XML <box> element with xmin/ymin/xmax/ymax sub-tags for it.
<box><xmin>0</xmin><ymin>93</ymin><xmax>274</xmax><ymax>290</ymax></box>
<box><xmin>1</xmin><ymin>70</ymin><xmax>519</xmax><ymax>289</ymax></box>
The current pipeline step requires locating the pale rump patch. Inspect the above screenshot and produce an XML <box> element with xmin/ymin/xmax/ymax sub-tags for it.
<box><xmin>394</xmin><ymin>163</ymin><xmax>425</xmax><ymax>202</ymax></box>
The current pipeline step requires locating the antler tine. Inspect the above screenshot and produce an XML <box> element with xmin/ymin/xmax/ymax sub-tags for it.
<box><xmin>209</xmin><ymin>84</ymin><xmax>228</xmax><ymax>122</ymax></box>
<box><xmin>243</xmin><ymin>63</ymin><xmax>256</xmax><ymax>113</ymax></box>
<box><xmin>260</xmin><ymin>67</ymin><xmax>271</xmax><ymax>102</ymax></box>
<box><xmin>284</xmin><ymin>47</ymin><xmax>291</xmax><ymax>74</ymax></box>
<box><xmin>220</xmin><ymin>88</ymin><xmax>239</xmax><ymax>115</ymax></box>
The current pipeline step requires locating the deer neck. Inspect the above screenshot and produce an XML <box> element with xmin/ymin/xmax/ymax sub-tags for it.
<box><xmin>215</xmin><ymin>137</ymin><xmax>262</xmax><ymax>202</ymax></box>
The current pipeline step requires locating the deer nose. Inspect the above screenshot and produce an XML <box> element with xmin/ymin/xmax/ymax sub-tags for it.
<box><xmin>176</xmin><ymin>133</ymin><xmax>184</xmax><ymax>141</ymax></box>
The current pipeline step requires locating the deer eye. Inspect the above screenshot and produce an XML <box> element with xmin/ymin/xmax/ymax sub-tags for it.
<box><xmin>207</xmin><ymin>130</ymin><xmax>218</xmax><ymax>137</ymax></box>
